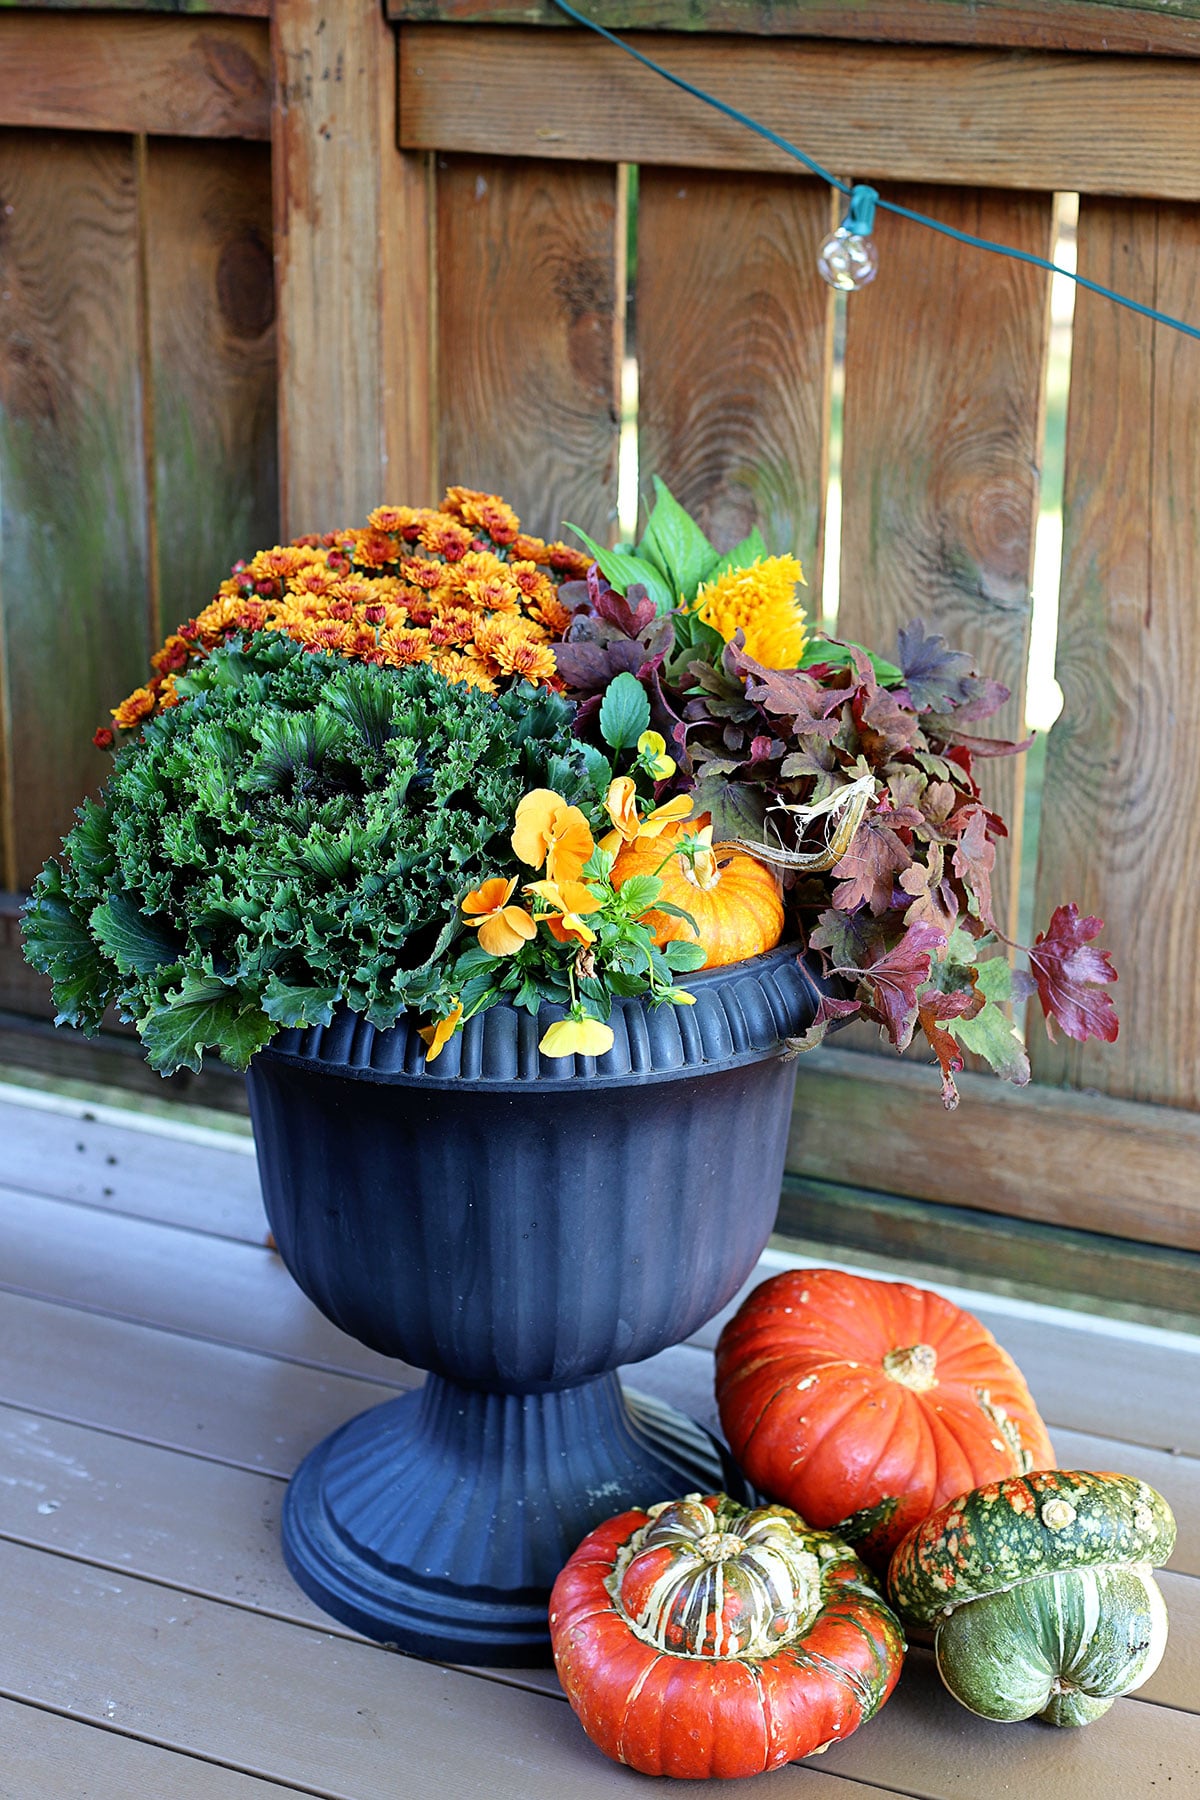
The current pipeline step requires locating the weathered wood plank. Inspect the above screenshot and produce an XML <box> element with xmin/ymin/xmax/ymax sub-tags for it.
<box><xmin>143</xmin><ymin>138</ymin><xmax>278</xmax><ymax>637</ymax></box>
<box><xmin>0</xmin><ymin>132</ymin><xmax>151</xmax><ymax>889</ymax></box>
<box><xmin>6</xmin><ymin>0</ymin><xmax>268</xmax><ymax>12</ymax></box>
<box><xmin>397</xmin><ymin>29</ymin><xmax>1200</xmax><ymax>199</ymax></box>
<box><xmin>785</xmin><ymin>1046</ymin><xmax>1200</xmax><ymax>1251</ymax></box>
<box><xmin>0</xmin><ymin>16</ymin><xmax>270</xmax><ymax>139</ymax></box>
<box><xmin>272</xmin><ymin>0</ymin><xmax>435</xmax><ymax>535</ymax></box>
<box><xmin>435</xmin><ymin>156</ymin><xmax>623</xmax><ymax>543</ymax></box>
<box><xmin>0</xmin><ymin>1534</ymin><xmax>922</xmax><ymax>1798</ymax></box>
<box><xmin>0</xmin><ymin>1697</ymin><xmax>309</xmax><ymax>1800</ymax></box>
<box><xmin>0</xmin><ymin>1185</ymin><xmax>406</xmax><ymax>1387</ymax></box>
<box><xmin>775</xmin><ymin>1177</ymin><xmax>1200</xmax><ymax>1327</ymax></box>
<box><xmin>636</xmin><ymin>167</ymin><xmax>833</xmax><ymax>580</ymax></box>
<box><xmin>0</xmin><ymin>1087</ymin><xmax>261</xmax><ymax>1242</ymax></box>
<box><xmin>1031</xmin><ymin>199</ymin><xmax>1200</xmax><ymax>1109</ymax></box>
<box><xmin>0</xmin><ymin>1528</ymin><xmax>1193</xmax><ymax>1797</ymax></box>
<box><xmin>838</xmin><ymin>184</ymin><xmax>1051</xmax><ymax>943</ymax></box>
<box><xmin>389</xmin><ymin>0</ymin><xmax>1200</xmax><ymax>59</ymax></box>
<box><xmin>0</xmin><ymin>1288</ymin><xmax>399</xmax><ymax>1475</ymax></box>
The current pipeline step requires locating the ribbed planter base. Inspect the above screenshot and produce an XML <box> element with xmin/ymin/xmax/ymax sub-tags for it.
<box><xmin>281</xmin><ymin>1372</ymin><xmax>743</xmax><ymax>1664</ymax></box>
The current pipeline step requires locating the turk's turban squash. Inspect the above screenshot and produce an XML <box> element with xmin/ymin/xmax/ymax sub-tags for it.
<box><xmin>888</xmin><ymin>1469</ymin><xmax>1175</xmax><ymax>1726</ymax></box>
<box><xmin>549</xmin><ymin>1492</ymin><xmax>904</xmax><ymax>1780</ymax></box>
<box><xmin>715</xmin><ymin>1269</ymin><xmax>1056</xmax><ymax>1567</ymax></box>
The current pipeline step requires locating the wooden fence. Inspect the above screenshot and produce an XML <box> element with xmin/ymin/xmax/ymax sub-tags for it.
<box><xmin>2</xmin><ymin>1</ymin><xmax>1199</xmax><ymax>1275</ymax></box>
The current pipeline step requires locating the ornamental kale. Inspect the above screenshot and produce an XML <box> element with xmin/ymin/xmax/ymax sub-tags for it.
<box><xmin>22</xmin><ymin>634</ymin><xmax>597</xmax><ymax>1075</ymax></box>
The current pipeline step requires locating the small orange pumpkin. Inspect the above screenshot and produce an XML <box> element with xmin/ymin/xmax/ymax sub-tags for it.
<box><xmin>611</xmin><ymin>816</ymin><xmax>784</xmax><ymax>968</ymax></box>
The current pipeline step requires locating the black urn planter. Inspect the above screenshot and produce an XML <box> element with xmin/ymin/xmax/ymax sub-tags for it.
<box><xmin>246</xmin><ymin>943</ymin><xmax>823</xmax><ymax>1665</ymax></box>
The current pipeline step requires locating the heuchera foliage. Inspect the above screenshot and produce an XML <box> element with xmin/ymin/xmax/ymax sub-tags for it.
<box><xmin>22</xmin><ymin>635</ymin><xmax>594</xmax><ymax>1074</ymax></box>
<box><xmin>558</xmin><ymin>517</ymin><xmax>1117</xmax><ymax>1107</ymax></box>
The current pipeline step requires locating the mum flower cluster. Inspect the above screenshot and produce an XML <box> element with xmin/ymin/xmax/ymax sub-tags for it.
<box><xmin>103</xmin><ymin>488</ymin><xmax>592</xmax><ymax>739</ymax></box>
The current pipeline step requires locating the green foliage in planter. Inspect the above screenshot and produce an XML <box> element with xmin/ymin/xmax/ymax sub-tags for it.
<box><xmin>23</xmin><ymin>634</ymin><xmax>597</xmax><ymax>1074</ymax></box>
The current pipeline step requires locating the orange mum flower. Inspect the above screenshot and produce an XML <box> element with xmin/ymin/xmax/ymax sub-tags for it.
<box><xmin>151</xmin><ymin>633</ymin><xmax>191</xmax><ymax>675</ymax></box>
<box><xmin>157</xmin><ymin>674</ymin><xmax>182</xmax><ymax>709</ymax></box>
<box><xmin>459</xmin><ymin>494</ymin><xmax>520</xmax><ymax>545</ymax></box>
<box><xmin>546</xmin><ymin>543</ymin><xmax>593</xmax><ymax>578</ymax></box>
<box><xmin>380</xmin><ymin>628</ymin><xmax>432</xmax><ymax>666</ymax></box>
<box><xmin>462</xmin><ymin>876</ymin><xmax>538</xmax><ymax>957</ymax></box>
<box><xmin>419</xmin><ymin>517</ymin><xmax>473</xmax><ymax>562</ymax></box>
<box><xmin>511</xmin><ymin>533</ymin><xmax>550</xmax><ymax>564</ymax></box>
<box><xmin>491</xmin><ymin>637</ymin><xmax>557</xmax><ymax>686</ymax></box>
<box><xmin>369</xmin><ymin>505</ymin><xmax>425</xmax><ymax>537</ymax></box>
<box><xmin>532</xmin><ymin>591</ymin><xmax>574</xmax><ymax>636</ymax></box>
<box><xmin>512</xmin><ymin>790</ymin><xmax>594</xmax><ymax>884</ymax></box>
<box><xmin>111</xmin><ymin>687</ymin><xmax>157</xmax><ymax>729</ymax></box>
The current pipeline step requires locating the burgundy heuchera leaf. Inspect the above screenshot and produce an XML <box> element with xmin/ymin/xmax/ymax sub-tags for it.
<box><xmin>917</xmin><ymin>983</ymin><xmax>985</xmax><ymax>1110</ymax></box>
<box><xmin>1029</xmin><ymin>904</ymin><xmax>1119</xmax><ymax>1043</ymax></box>
<box><xmin>858</xmin><ymin>920</ymin><xmax>948</xmax><ymax>1051</ymax></box>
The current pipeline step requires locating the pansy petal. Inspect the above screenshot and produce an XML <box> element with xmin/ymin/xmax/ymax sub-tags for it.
<box><xmin>539</xmin><ymin>1016</ymin><xmax>615</xmax><ymax>1058</ymax></box>
<box><xmin>512</xmin><ymin>788</ymin><xmax>566</xmax><ymax>868</ymax></box>
<box><xmin>419</xmin><ymin>1002</ymin><xmax>464</xmax><ymax>1062</ymax></box>
<box><xmin>477</xmin><ymin>909</ymin><xmax>535</xmax><ymax>956</ymax></box>
<box><xmin>462</xmin><ymin>875</ymin><xmax>517</xmax><ymax>917</ymax></box>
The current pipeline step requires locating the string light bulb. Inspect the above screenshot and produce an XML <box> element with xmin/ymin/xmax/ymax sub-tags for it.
<box><xmin>818</xmin><ymin>184</ymin><xmax>879</xmax><ymax>291</ymax></box>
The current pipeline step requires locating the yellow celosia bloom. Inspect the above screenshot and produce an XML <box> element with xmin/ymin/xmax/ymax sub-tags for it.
<box><xmin>461</xmin><ymin>877</ymin><xmax>538</xmax><ymax>957</ymax></box>
<box><xmin>694</xmin><ymin>555</ymin><xmax>807</xmax><ymax>668</ymax></box>
<box><xmin>512</xmin><ymin>790</ymin><xmax>595</xmax><ymax>885</ymax></box>
<box><xmin>539</xmin><ymin>1016</ymin><xmax>615</xmax><ymax>1059</ymax></box>
<box><xmin>419</xmin><ymin>1002</ymin><xmax>464</xmax><ymax>1063</ymax></box>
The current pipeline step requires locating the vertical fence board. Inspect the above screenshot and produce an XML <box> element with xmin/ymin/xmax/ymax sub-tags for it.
<box><xmin>143</xmin><ymin>137</ymin><xmax>278</xmax><ymax>633</ymax></box>
<box><xmin>0</xmin><ymin>131</ymin><xmax>150</xmax><ymax>889</ymax></box>
<box><xmin>435</xmin><ymin>156</ymin><xmax>623</xmax><ymax>543</ymax></box>
<box><xmin>837</xmin><ymin>185</ymin><xmax>1053</xmax><ymax>943</ymax></box>
<box><xmin>273</xmin><ymin>0</ymin><xmax>432</xmax><ymax>534</ymax></box>
<box><xmin>636</xmin><ymin>168</ymin><xmax>834</xmax><ymax>580</ymax></box>
<box><xmin>1031</xmin><ymin>198</ymin><xmax>1200</xmax><ymax>1108</ymax></box>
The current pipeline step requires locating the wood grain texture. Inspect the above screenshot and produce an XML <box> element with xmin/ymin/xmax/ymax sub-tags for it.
<box><xmin>0</xmin><ymin>1698</ymin><xmax>307</xmax><ymax>1800</ymax></box>
<box><xmin>142</xmin><ymin>138</ymin><xmax>278</xmax><ymax>633</ymax></box>
<box><xmin>6</xmin><ymin>0</ymin><xmax>269</xmax><ymax>11</ymax></box>
<box><xmin>0</xmin><ymin>132</ymin><xmax>151</xmax><ymax>889</ymax></box>
<box><xmin>1031</xmin><ymin>199</ymin><xmax>1200</xmax><ymax>1109</ymax></box>
<box><xmin>398</xmin><ymin>28</ymin><xmax>1200</xmax><ymax>200</ymax></box>
<box><xmin>785</xmin><ymin>1046</ymin><xmax>1200</xmax><ymax>1251</ymax></box>
<box><xmin>435</xmin><ymin>156</ymin><xmax>623</xmax><ymax>542</ymax></box>
<box><xmin>389</xmin><ymin>0</ymin><xmax>1200</xmax><ymax>58</ymax></box>
<box><xmin>636</xmin><ymin>167</ymin><xmax>833</xmax><ymax>578</ymax></box>
<box><xmin>774</xmin><ymin>1177</ymin><xmax>1200</xmax><ymax>1324</ymax></box>
<box><xmin>273</xmin><ymin>0</ymin><xmax>434</xmax><ymax>535</ymax></box>
<box><xmin>837</xmin><ymin>184</ymin><xmax>1052</xmax><ymax>942</ymax></box>
<box><xmin>0</xmin><ymin>15</ymin><xmax>270</xmax><ymax>139</ymax></box>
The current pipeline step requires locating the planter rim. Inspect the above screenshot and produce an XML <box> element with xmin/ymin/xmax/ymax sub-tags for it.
<box><xmin>256</xmin><ymin>942</ymin><xmax>824</xmax><ymax>1091</ymax></box>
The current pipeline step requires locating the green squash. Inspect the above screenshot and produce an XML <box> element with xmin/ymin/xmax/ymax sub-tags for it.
<box><xmin>888</xmin><ymin>1470</ymin><xmax>1175</xmax><ymax>1727</ymax></box>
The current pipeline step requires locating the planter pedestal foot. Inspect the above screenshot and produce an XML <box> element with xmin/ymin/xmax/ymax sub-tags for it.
<box><xmin>280</xmin><ymin>1370</ymin><xmax>742</xmax><ymax>1665</ymax></box>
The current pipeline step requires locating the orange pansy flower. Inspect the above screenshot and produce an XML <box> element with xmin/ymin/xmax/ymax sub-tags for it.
<box><xmin>524</xmin><ymin>878</ymin><xmax>602</xmax><ymax>945</ymax></box>
<box><xmin>419</xmin><ymin>1002</ymin><xmax>464</xmax><ymax>1063</ymax></box>
<box><xmin>462</xmin><ymin>876</ymin><xmax>538</xmax><ymax>957</ymax></box>
<box><xmin>512</xmin><ymin>791</ymin><xmax>595</xmax><ymax>885</ymax></box>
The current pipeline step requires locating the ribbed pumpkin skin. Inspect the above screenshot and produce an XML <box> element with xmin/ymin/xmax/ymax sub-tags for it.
<box><xmin>610</xmin><ymin>821</ymin><xmax>784</xmax><ymax>969</ymax></box>
<box><xmin>887</xmin><ymin>1470</ymin><xmax>1175</xmax><ymax>1726</ymax></box>
<box><xmin>715</xmin><ymin>1269</ymin><xmax>1056</xmax><ymax>1568</ymax></box>
<box><xmin>550</xmin><ymin>1494</ymin><xmax>905</xmax><ymax>1780</ymax></box>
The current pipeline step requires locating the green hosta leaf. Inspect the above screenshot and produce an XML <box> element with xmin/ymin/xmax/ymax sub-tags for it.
<box><xmin>662</xmin><ymin>939</ymin><xmax>707</xmax><ymax>971</ymax></box>
<box><xmin>638</xmin><ymin>477</ymin><xmax>719</xmax><ymax>604</ymax></box>
<box><xmin>946</xmin><ymin>953</ymin><xmax>1031</xmax><ymax>1085</ymax></box>
<box><xmin>564</xmin><ymin>524</ymin><xmax>675</xmax><ymax>615</ymax></box>
<box><xmin>90</xmin><ymin>894</ymin><xmax>181</xmax><ymax>976</ymax></box>
<box><xmin>599</xmin><ymin>672</ymin><xmax>652</xmax><ymax>752</ymax></box>
<box><xmin>707</xmin><ymin>525</ymin><xmax>769</xmax><ymax>582</ymax></box>
<box><xmin>139</xmin><ymin>977</ymin><xmax>276</xmax><ymax>1075</ymax></box>
<box><xmin>800</xmin><ymin>637</ymin><xmax>904</xmax><ymax>686</ymax></box>
<box><xmin>260</xmin><ymin>974</ymin><xmax>340</xmax><ymax>1029</ymax></box>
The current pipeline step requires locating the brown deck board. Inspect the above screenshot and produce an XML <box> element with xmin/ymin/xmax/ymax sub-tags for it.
<box><xmin>0</xmin><ymin>1086</ymin><xmax>1197</xmax><ymax>1795</ymax></box>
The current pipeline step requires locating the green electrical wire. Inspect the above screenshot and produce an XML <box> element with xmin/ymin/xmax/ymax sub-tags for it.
<box><xmin>551</xmin><ymin>0</ymin><xmax>1200</xmax><ymax>344</ymax></box>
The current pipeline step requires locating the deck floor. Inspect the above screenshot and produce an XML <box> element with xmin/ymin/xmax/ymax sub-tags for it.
<box><xmin>0</xmin><ymin>1077</ymin><xmax>1197</xmax><ymax>1800</ymax></box>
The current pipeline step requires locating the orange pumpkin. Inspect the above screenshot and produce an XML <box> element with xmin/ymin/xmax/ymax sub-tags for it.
<box><xmin>715</xmin><ymin>1268</ymin><xmax>1057</xmax><ymax>1568</ymax></box>
<box><xmin>611</xmin><ymin>816</ymin><xmax>784</xmax><ymax>968</ymax></box>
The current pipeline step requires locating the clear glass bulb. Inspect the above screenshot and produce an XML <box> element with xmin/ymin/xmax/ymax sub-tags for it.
<box><xmin>817</xmin><ymin>226</ymin><xmax>879</xmax><ymax>292</ymax></box>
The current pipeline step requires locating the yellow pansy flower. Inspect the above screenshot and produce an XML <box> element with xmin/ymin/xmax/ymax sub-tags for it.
<box><xmin>539</xmin><ymin>1016</ymin><xmax>615</xmax><ymax>1058</ymax></box>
